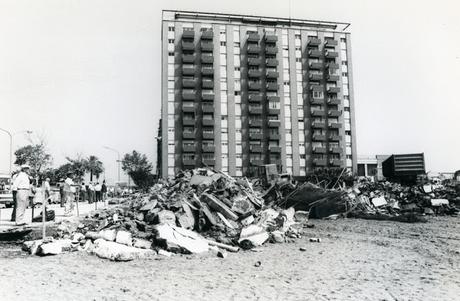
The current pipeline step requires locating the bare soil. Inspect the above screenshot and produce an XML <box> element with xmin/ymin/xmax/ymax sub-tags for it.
<box><xmin>1</xmin><ymin>217</ymin><xmax>459</xmax><ymax>301</ymax></box>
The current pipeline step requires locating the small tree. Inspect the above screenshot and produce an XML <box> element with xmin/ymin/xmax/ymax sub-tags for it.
<box><xmin>65</xmin><ymin>156</ymin><xmax>87</xmax><ymax>182</ymax></box>
<box><xmin>85</xmin><ymin>155</ymin><xmax>104</xmax><ymax>181</ymax></box>
<box><xmin>121</xmin><ymin>150</ymin><xmax>155</xmax><ymax>190</ymax></box>
<box><xmin>14</xmin><ymin>142</ymin><xmax>52</xmax><ymax>177</ymax></box>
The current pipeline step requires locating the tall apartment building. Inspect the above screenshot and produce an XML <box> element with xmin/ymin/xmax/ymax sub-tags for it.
<box><xmin>160</xmin><ymin>10</ymin><xmax>357</xmax><ymax>178</ymax></box>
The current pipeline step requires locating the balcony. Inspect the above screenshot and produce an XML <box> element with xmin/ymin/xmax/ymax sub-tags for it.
<box><xmin>182</xmin><ymin>30</ymin><xmax>195</xmax><ymax>39</ymax></box>
<box><xmin>266</xmin><ymin>82</ymin><xmax>279</xmax><ymax>91</ymax></box>
<box><xmin>249</xmin><ymin>119</ymin><xmax>263</xmax><ymax>127</ymax></box>
<box><xmin>182</xmin><ymin>66</ymin><xmax>195</xmax><ymax>76</ymax></box>
<box><xmin>327</xmin><ymin>98</ymin><xmax>341</xmax><ymax>105</ymax></box>
<box><xmin>201</xmin><ymin>31</ymin><xmax>213</xmax><ymax>40</ymax></box>
<box><xmin>203</xmin><ymin>158</ymin><xmax>215</xmax><ymax>166</ymax></box>
<box><xmin>201</xmin><ymin>54</ymin><xmax>214</xmax><ymax>64</ymax></box>
<box><xmin>202</xmin><ymin>119</ymin><xmax>214</xmax><ymax>126</ymax></box>
<box><xmin>328</xmin><ymin>109</ymin><xmax>341</xmax><ymax>117</ymax></box>
<box><xmin>313</xmin><ymin>159</ymin><xmax>327</xmax><ymax>166</ymax></box>
<box><xmin>183</xmin><ymin>131</ymin><xmax>196</xmax><ymax>139</ymax></box>
<box><xmin>330</xmin><ymin>159</ymin><xmax>343</xmax><ymax>167</ymax></box>
<box><xmin>329</xmin><ymin>147</ymin><xmax>343</xmax><ymax>154</ymax></box>
<box><xmin>202</xmin><ymin>131</ymin><xmax>214</xmax><ymax>139</ymax></box>
<box><xmin>248</xmin><ymin>69</ymin><xmax>262</xmax><ymax>78</ymax></box>
<box><xmin>310</xmin><ymin>85</ymin><xmax>324</xmax><ymax>92</ymax></box>
<box><xmin>247</xmin><ymin>45</ymin><xmax>261</xmax><ymax>54</ymax></box>
<box><xmin>267</xmin><ymin>96</ymin><xmax>280</xmax><ymax>102</ymax></box>
<box><xmin>247</xmin><ymin>33</ymin><xmax>260</xmax><ymax>42</ymax></box>
<box><xmin>311</xmin><ymin>121</ymin><xmax>326</xmax><ymax>128</ymax></box>
<box><xmin>309</xmin><ymin>62</ymin><xmax>323</xmax><ymax>70</ymax></box>
<box><xmin>248</xmin><ymin>57</ymin><xmax>261</xmax><ymax>65</ymax></box>
<box><xmin>249</xmin><ymin>94</ymin><xmax>263</xmax><ymax>102</ymax></box>
<box><xmin>182</xmin><ymin>103</ymin><xmax>195</xmax><ymax>112</ymax></box>
<box><xmin>310</xmin><ymin>98</ymin><xmax>324</xmax><ymax>105</ymax></box>
<box><xmin>328</xmin><ymin>123</ymin><xmax>342</xmax><ymax>129</ymax></box>
<box><xmin>201</xmin><ymin>67</ymin><xmax>214</xmax><ymax>76</ymax></box>
<box><xmin>325</xmin><ymin>39</ymin><xmax>338</xmax><ymax>47</ymax></box>
<box><xmin>311</xmin><ymin>109</ymin><xmax>326</xmax><ymax>117</ymax></box>
<box><xmin>327</xmin><ymin>87</ymin><xmax>341</xmax><ymax>94</ymax></box>
<box><xmin>269</xmin><ymin>132</ymin><xmax>280</xmax><ymax>140</ymax></box>
<box><xmin>309</xmin><ymin>73</ymin><xmax>323</xmax><ymax>81</ymax></box>
<box><xmin>182</xmin><ymin>78</ymin><xmax>197</xmax><ymax>88</ymax></box>
<box><xmin>183</xmin><ymin>159</ymin><xmax>196</xmax><ymax>166</ymax></box>
<box><xmin>265</xmin><ymin>46</ymin><xmax>278</xmax><ymax>55</ymax></box>
<box><xmin>327</xmin><ymin>75</ymin><xmax>340</xmax><ymax>82</ymax></box>
<box><xmin>250</xmin><ymin>145</ymin><xmax>263</xmax><ymax>153</ymax></box>
<box><xmin>329</xmin><ymin>135</ymin><xmax>341</xmax><ymax>141</ymax></box>
<box><xmin>248</xmin><ymin>82</ymin><xmax>262</xmax><ymax>90</ymax></box>
<box><xmin>308</xmin><ymin>38</ymin><xmax>321</xmax><ymax>46</ymax></box>
<box><xmin>325</xmin><ymin>51</ymin><xmax>338</xmax><ymax>58</ymax></box>
<box><xmin>269</xmin><ymin>146</ymin><xmax>281</xmax><ymax>153</ymax></box>
<box><xmin>266</xmin><ymin>58</ymin><xmax>279</xmax><ymax>67</ymax></box>
<box><xmin>183</xmin><ymin>119</ymin><xmax>195</xmax><ymax>126</ymax></box>
<box><xmin>182</xmin><ymin>145</ymin><xmax>196</xmax><ymax>152</ymax></box>
<box><xmin>249</xmin><ymin>132</ymin><xmax>263</xmax><ymax>140</ymax></box>
<box><xmin>268</xmin><ymin>108</ymin><xmax>280</xmax><ymax>115</ymax></box>
<box><xmin>182</xmin><ymin>90</ymin><xmax>196</xmax><ymax>100</ymax></box>
<box><xmin>202</xmin><ymin>79</ymin><xmax>214</xmax><ymax>89</ymax></box>
<box><xmin>201</xmin><ymin>42</ymin><xmax>214</xmax><ymax>52</ymax></box>
<box><xmin>327</xmin><ymin>63</ymin><xmax>340</xmax><ymax>69</ymax></box>
<box><xmin>309</xmin><ymin>49</ymin><xmax>322</xmax><ymax>58</ymax></box>
<box><xmin>249</xmin><ymin>105</ymin><xmax>263</xmax><ymax>114</ymax></box>
<box><xmin>202</xmin><ymin>103</ymin><xmax>214</xmax><ymax>113</ymax></box>
<box><xmin>312</xmin><ymin>134</ymin><xmax>326</xmax><ymax>141</ymax></box>
<box><xmin>202</xmin><ymin>145</ymin><xmax>215</xmax><ymax>152</ymax></box>
<box><xmin>251</xmin><ymin>159</ymin><xmax>264</xmax><ymax>166</ymax></box>
<box><xmin>313</xmin><ymin>147</ymin><xmax>326</xmax><ymax>154</ymax></box>
<box><xmin>201</xmin><ymin>92</ymin><xmax>214</xmax><ymax>101</ymax></box>
<box><xmin>268</xmin><ymin>119</ymin><xmax>281</xmax><ymax>127</ymax></box>
<box><xmin>266</xmin><ymin>71</ymin><xmax>279</xmax><ymax>78</ymax></box>
<box><xmin>182</xmin><ymin>41</ymin><xmax>195</xmax><ymax>51</ymax></box>
<box><xmin>182</xmin><ymin>54</ymin><xmax>195</xmax><ymax>63</ymax></box>
<box><xmin>265</xmin><ymin>34</ymin><xmax>278</xmax><ymax>43</ymax></box>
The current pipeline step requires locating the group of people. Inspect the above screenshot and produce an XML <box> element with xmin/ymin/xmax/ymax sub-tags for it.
<box><xmin>78</xmin><ymin>181</ymin><xmax>107</xmax><ymax>204</ymax></box>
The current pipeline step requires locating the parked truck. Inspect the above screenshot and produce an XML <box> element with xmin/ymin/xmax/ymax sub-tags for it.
<box><xmin>382</xmin><ymin>153</ymin><xmax>426</xmax><ymax>184</ymax></box>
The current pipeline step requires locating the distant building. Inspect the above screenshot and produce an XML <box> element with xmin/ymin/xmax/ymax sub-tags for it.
<box><xmin>357</xmin><ymin>155</ymin><xmax>390</xmax><ymax>180</ymax></box>
<box><xmin>160</xmin><ymin>10</ymin><xmax>357</xmax><ymax>178</ymax></box>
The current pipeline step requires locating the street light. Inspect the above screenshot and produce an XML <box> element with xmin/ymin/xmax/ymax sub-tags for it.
<box><xmin>103</xmin><ymin>146</ymin><xmax>121</xmax><ymax>183</ymax></box>
<box><xmin>0</xmin><ymin>128</ymin><xmax>32</xmax><ymax>175</ymax></box>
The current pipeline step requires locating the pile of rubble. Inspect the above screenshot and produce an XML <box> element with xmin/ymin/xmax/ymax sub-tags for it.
<box><xmin>345</xmin><ymin>179</ymin><xmax>460</xmax><ymax>222</ymax></box>
<box><xmin>23</xmin><ymin>169</ymin><xmax>311</xmax><ymax>260</ymax></box>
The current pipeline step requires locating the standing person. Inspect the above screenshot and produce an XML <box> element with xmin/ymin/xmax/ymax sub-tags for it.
<box><xmin>59</xmin><ymin>179</ymin><xmax>65</xmax><ymax>207</ymax></box>
<box><xmin>12</xmin><ymin>165</ymin><xmax>31</xmax><ymax>226</ymax></box>
<box><xmin>101</xmin><ymin>180</ymin><xmax>107</xmax><ymax>203</ymax></box>
<box><xmin>88</xmin><ymin>182</ymin><xmax>95</xmax><ymax>204</ymax></box>
<box><xmin>44</xmin><ymin>178</ymin><xmax>51</xmax><ymax>203</ymax></box>
<box><xmin>95</xmin><ymin>182</ymin><xmax>102</xmax><ymax>202</ymax></box>
<box><xmin>80</xmin><ymin>182</ymin><xmax>86</xmax><ymax>202</ymax></box>
<box><xmin>10</xmin><ymin>172</ymin><xmax>18</xmax><ymax>221</ymax></box>
<box><xmin>63</xmin><ymin>173</ymin><xmax>74</xmax><ymax>216</ymax></box>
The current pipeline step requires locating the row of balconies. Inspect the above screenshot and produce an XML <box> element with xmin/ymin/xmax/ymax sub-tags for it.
<box><xmin>247</xmin><ymin>45</ymin><xmax>278</xmax><ymax>55</ymax></box>
<box><xmin>182</xmin><ymin>103</ymin><xmax>214</xmax><ymax>113</ymax></box>
<box><xmin>312</xmin><ymin>134</ymin><xmax>342</xmax><ymax>141</ymax></box>
<box><xmin>247</xmin><ymin>106</ymin><xmax>280</xmax><ymax>115</ymax></box>
<box><xmin>247</xmin><ymin>33</ymin><xmax>278</xmax><ymax>43</ymax></box>
<box><xmin>248</xmin><ymin>70</ymin><xmax>279</xmax><ymax>79</ymax></box>
<box><xmin>310</xmin><ymin>109</ymin><xmax>342</xmax><ymax>117</ymax></box>
<box><xmin>309</xmin><ymin>62</ymin><xmax>340</xmax><ymax>70</ymax></box>
<box><xmin>183</xmin><ymin>118</ymin><xmax>214</xmax><ymax>126</ymax></box>
<box><xmin>313</xmin><ymin>146</ymin><xmax>343</xmax><ymax>154</ymax></box>
<box><xmin>182</xmin><ymin>30</ymin><xmax>213</xmax><ymax>40</ymax></box>
<box><xmin>182</xmin><ymin>54</ymin><xmax>214</xmax><ymax>64</ymax></box>
<box><xmin>182</xmin><ymin>66</ymin><xmax>214</xmax><ymax>76</ymax></box>
<box><xmin>249</xmin><ymin>95</ymin><xmax>280</xmax><ymax>102</ymax></box>
<box><xmin>310</xmin><ymin>98</ymin><xmax>341</xmax><ymax>105</ymax></box>
<box><xmin>310</xmin><ymin>85</ymin><xmax>341</xmax><ymax>93</ymax></box>
<box><xmin>311</xmin><ymin>121</ymin><xmax>342</xmax><ymax>129</ymax></box>
<box><xmin>308</xmin><ymin>37</ymin><xmax>338</xmax><ymax>47</ymax></box>
<box><xmin>248</xmin><ymin>58</ymin><xmax>278</xmax><ymax>66</ymax></box>
<box><xmin>308</xmin><ymin>49</ymin><xmax>339</xmax><ymax>59</ymax></box>
<box><xmin>182</xmin><ymin>90</ymin><xmax>215</xmax><ymax>101</ymax></box>
<box><xmin>182</xmin><ymin>131</ymin><xmax>214</xmax><ymax>140</ymax></box>
<box><xmin>248</xmin><ymin>82</ymin><xmax>279</xmax><ymax>91</ymax></box>
<box><xmin>182</xmin><ymin>41</ymin><xmax>214</xmax><ymax>52</ymax></box>
<box><xmin>248</xmin><ymin>132</ymin><xmax>280</xmax><ymax>140</ymax></box>
<box><xmin>308</xmin><ymin>73</ymin><xmax>340</xmax><ymax>82</ymax></box>
<box><xmin>183</xmin><ymin>144</ymin><xmax>215</xmax><ymax>153</ymax></box>
<box><xmin>249</xmin><ymin>145</ymin><xmax>282</xmax><ymax>153</ymax></box>
<box><xmin>182</xmin><ymin>78</ymin><xmax>214</xmax><ymax>89</ymax></box>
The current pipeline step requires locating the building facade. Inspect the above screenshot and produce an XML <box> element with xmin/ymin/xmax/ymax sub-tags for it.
<box><xmin>160</xmin><ymin>10</ymin><xmax>357</xmax><ymax>178</ymax></box>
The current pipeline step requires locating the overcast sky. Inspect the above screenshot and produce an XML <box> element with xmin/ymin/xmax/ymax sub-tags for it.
<box><xmin>1</xmin><ymin>0</ymin><xmax>459</xmax><ymax>181</ymax></box>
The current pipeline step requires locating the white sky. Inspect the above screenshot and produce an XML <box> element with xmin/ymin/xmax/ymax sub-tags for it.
<box><xmin>1</xmin><ymin>0</ymin><xmax>459</xmax><ymax>181</ymax></box>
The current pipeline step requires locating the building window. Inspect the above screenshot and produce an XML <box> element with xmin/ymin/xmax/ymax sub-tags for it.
<box><xmin>168</xmin><ymin>26</ymin><xmax>175</xmax><ymax>32</ymax></box>
<box><xmin>168</xmin><ymin>39</ymin><xmax>174</xmax><ymax>44</ymax></box>
<box><xmin>220</xmin><ymin>41</ymin><xmax>226</xmax><ymax>46</ymax></box>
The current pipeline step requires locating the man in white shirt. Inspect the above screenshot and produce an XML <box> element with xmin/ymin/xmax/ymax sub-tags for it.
<box><xmin>88</xmin><ymin>182</ymin><xmax>95</xmax><ymax>204</ymax></box>
<box><xmin>63</xmin><ymin>173</ymin><xmax>74</xmax><ymax>216</ymax></box>
<box><xmin>94</xmin><ymin>182</ymin><xmax>102</xmax><ymax>202</ymax></box>
<box><xmin>12</xmin><ymin>165</ymin><xmax>31</xmax><ymax>226</ymax></box>
<box><xmin>44</xmin><ymin>178</ymin><xmax>51</xmax><ymax>202</ymax></box>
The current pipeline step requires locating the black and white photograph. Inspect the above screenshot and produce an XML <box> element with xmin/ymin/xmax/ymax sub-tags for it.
<box><xmin>0</xmin><ymin>0</ymin><xmax>459</xmax><ymax>300</ymax></box>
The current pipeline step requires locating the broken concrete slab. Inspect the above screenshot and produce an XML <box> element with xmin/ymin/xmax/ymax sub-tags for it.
<box><xmin>92</xmin><ymin>239</ymin><xmax>154</xmax><ymax>261</ymax></box>
<box><xmin>201</xmin><ymin>193</ymin><xmax>238</xmax><ymax>221</ymax></box>
<box><xmin>154</xmin><ymin>224</ymin><xmax>209</xmax><ymax>254</ymax></box>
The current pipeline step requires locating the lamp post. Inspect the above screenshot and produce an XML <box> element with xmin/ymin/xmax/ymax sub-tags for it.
<box><xmin>0</xmin><ymin>128</ymin><xmax>32</xmax><ymax>175</ymax></box>
<box><xmin>103</xmin><ymin>146</ymin><xmax>121</xmax><ymax>183</ymax></box>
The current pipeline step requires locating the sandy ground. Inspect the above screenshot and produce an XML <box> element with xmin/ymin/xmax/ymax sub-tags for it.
<box><xmin>0</xmin><ymin>216</ymin><xmax>459</xmax><ymax>301</ymax></box>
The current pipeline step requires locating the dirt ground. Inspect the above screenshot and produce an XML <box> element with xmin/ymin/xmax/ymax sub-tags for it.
<box><xmin>1</xmin><ymin>216</ymin><xmax>459</xmax><ymax>301</ymax></box>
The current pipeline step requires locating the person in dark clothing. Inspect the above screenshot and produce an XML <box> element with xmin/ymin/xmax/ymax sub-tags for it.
<box><xmin>101</xmin><ymin>180</ymin><xmax>107</xmax><ymax>203</ymax></box>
